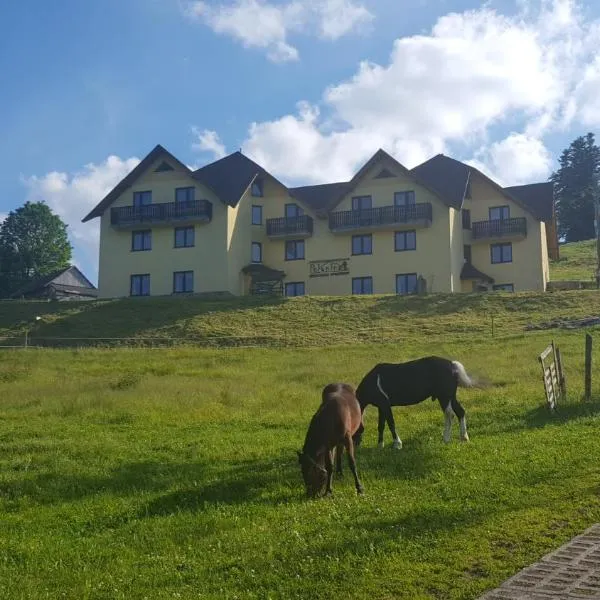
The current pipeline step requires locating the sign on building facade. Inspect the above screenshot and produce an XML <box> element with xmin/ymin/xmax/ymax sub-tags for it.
<box><xmin>309</xmin><ymin>259</ymin><xmax>350</xmax><ymax>278</ymax></box>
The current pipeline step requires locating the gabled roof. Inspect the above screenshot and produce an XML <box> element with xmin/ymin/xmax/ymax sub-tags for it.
<box><xmin>9</xmin><ymin>266</ymin><xmax>97</xmax><ymax>298</ymax></box>
<box><xmin>410</xmin><ymin>154</ymin><xmax>470</xmax><ymax>210</ymax></box>
<box><xmin>193</xmin><ymin>151</ymin><xmax>288</xmax><ymax>208</ymax></box>
<box><xmin>82</xmin><ymin>145</ymin><xmax>193</xmax><ymax>222</ymax></box>
<box><xmin>295</xmin><ymin>149</ymin><xmax>457</xmax><ymax>215</ymax></box>
<box><xmin>410</xmin><ymin>154</ymin><xmax>555</xmax><ymax>222</ymax></box>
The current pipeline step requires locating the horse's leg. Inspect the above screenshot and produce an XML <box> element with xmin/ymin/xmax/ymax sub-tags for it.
<box><xmin>377</xmin><ymin>407</ymin><xmax>386</xmax><ymax>448</ymax></box>
<box><xmin>344</xmin><ymin>434</ymin><xmax>364</xmax><ymax>495</ymax></box>
<box><xmin>335</xmin><ymin>443</ymin><xmax>344</xmax><ymax>476</ymax></box>
<box><xmin>451</xmin><ymin>396</ymin><xmax>469</xmax><ymax>442</ymax></box>
<box><xmin>324</xmin><ymin>449</ymin><xmax>334</xmax><ymax>496</ymax></box>
<box><xmin>440</xmin><ymin>397</ymin><xmax>454</xmax><ymax>443</ymax></box>
<box><xmin>382</xmin><ymin>403</ymin><xmax>402</xmax><ymax>449</ymax></box>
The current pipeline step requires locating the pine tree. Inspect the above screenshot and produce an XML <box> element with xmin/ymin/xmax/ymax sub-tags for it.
<box><xmin>550</xmin><ymin>133</ymin><xmax>600</xmax><ymax>242</ymax></box>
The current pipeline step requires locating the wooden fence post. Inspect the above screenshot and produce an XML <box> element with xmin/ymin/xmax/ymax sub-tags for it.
<box><xmin>585</xmin><ymin>333</ymin><xmax>593</xmax><ymax>401</ymax></box>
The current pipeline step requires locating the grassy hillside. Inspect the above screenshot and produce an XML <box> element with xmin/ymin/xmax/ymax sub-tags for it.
<box><xmin>551</xmin><ymin>239</ymin><xmax>596</xmax><ymax>281</ymax></box>
<box><xmin>2</xmin><ymin>290</ymin><xmax>600</xmax><ymax>348</ymax></box>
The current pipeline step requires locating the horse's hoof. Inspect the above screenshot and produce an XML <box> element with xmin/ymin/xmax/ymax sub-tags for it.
<box><xmin>392</xmin><ymin>440</ymin><xmax>403</xmax><ymax>450</ymax></box>
<box><xmin>357</xmin><ymin>487</ymin><xmax>364</xmax><ymax>495</ymax></box>
<box><xmin>378</xmin><ymin>442</ymin><xmax>385</xmax><ymax>449</ymax></box>
<box><xmin>461</xmin><ymin>435</ymin><xmax>470</xmax><ymax>442</ymax></box>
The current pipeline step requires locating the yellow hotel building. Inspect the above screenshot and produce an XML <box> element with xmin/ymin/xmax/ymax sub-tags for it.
<box><xmin>83</xmin><ymin>144</ymin><xmax>557</xmax><ymax>298</ymax></box>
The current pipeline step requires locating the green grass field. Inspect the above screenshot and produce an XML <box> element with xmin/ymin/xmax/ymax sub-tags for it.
<box><xmin>1</xmin><ymin>318</ymin><xmax>600</xmax><ymax>599</ymax></box>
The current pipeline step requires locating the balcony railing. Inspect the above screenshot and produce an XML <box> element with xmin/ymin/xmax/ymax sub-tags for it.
<box><xmin>111</xmin><ymin>199</ymin><xmax>213</xmax><ymax>228</ymax></box>
<box><xmin>471</xmin><ymin>217</ymin><xmax>527</xmax><ymax>240</ymax></box>
<box><xmin>329</xmin><ymin>203</ymin><xmax>432</xmax><ymax>232</ymax></box>
<box><xmin>266</xmin><ymin>215</ymin><xmax>314</xmax><ymax>238</ymax></box>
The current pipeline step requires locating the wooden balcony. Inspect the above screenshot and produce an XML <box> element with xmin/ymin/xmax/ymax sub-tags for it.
<box><xmin>266</xmin><ymin>215</ymin><xmax>314</xmax><ymax>239</ymax></box>
<box><xmin>110</xmin><ymin>200</ymin><xmax>213</xmax><ymax>229</ymax></box>
<box><xmin>471</xmin><ymin>217</ymin><xmax>527</xmax><ymax>242</ymax></box>
<box><xmin>328</xmin><ymin>203</ymin><xmax>432</xmax><ymax>233</ymax></box>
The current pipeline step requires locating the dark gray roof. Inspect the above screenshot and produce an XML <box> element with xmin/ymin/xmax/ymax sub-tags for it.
<box><xmin>505</xmin><ymin>182</ymin><xmax>554</xmax><ymax>222</ymax></box>
<box><xmin>411</xmin><ymin>154</ymin><xmax>554</xmax><ymax>222</ymax></box>
<box><xmin>289</xmin><ymin>182</ymin><xmax>352</xmax><ymax>214</ymax></box>
<box><xmin>460</xmin><ymin>263</ymin><xmax>494</xmax><ymax>283</ymax></box>
<box><xmin>410</xmin><ymin>154</ymin><xmax>470</xmax><ymax>210</ymax></box>
<box><xmin>193</xmin><ymin>152</ymin><xmax>277</xmax><ymax>208</ymax></box>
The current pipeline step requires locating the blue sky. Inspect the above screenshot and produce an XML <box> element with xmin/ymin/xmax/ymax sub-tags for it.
<box><xmin>1</xmin><ymin>0</ymin><xmax>600</xmax><ymax>284</ymax></box>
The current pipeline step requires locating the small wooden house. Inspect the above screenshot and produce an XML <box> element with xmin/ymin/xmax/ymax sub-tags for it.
<box><xmin>10</xmin><ymin>266</ymin><xmax>98</xmax><ymax>301</ymax></box>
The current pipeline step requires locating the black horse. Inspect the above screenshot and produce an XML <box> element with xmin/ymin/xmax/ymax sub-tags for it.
<box><xmin>353</xmin><ymin>356</ymin><xmax>476</xmax><ymax>449</ymax></box>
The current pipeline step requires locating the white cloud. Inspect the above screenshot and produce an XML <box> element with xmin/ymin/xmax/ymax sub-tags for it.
<box><xmin>232</xmin><ymin>0</ymin><xmax>600</xmax><ymax>185</ymax></box>
<box><xmin>191</xmin><ymin>127</ymin><xmax>227</xmax><ymax>159</ymax></box>
<box><xmin>469</xmin><ymin>133</ymin><xmax>553</xmax><ymax>186</ymax></box>
<box><xmin>185</xmin><ymin>0</ymin><xmax>373</xmax><ymax>62</ymax></box>
<box><xmin>22</xmin><ymin>156</ymin><xmax>140</xmax><ymax>283</ymax></box>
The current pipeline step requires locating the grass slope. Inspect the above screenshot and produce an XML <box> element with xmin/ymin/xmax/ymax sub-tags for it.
<box><xmin>1</xmin><ymin>330</ymin><xmax>600</xmax><ymax>599</ymax></box>
<box><xmin>2</xmin><ymin>290</ymin><xmax>600</xmax><ymax>348</ymax></box>
<box><xmin>551</xmin><ymin>239</ymin><xmax>596</xmax><ymax>281</ymax></box>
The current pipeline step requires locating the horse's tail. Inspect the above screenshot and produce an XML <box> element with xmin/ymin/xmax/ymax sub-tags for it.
<box><xmin>452</xmin><ymin>360</ymin><xmax>474</xmax><ymax>388</ymax></box>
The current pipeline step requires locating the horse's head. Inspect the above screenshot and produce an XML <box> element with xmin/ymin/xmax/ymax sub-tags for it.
<box><xmin>297</xmin><ymin>451</ymin><xmax>327</xmax><ymax>498</ymax></box>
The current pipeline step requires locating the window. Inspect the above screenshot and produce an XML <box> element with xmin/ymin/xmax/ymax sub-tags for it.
<box><xmin>130</xmin><ymin>274</ymin><xmax>150</xmax><ymax>297</ymax></box>
<box><xmin>251</xmin><ymin>242</ymin><xmax>262</xmax><ymax>263</ymax></box>
<box><xmin>285</xmin><ymin>282</ymin><xmax>305</xmax><ymax>297</ymax></box>
<box><xmin>462</xmin><ymin>209</ymin><xmax>471</xmax><ymax>229</ymax></box>
<box><xmin>174</xmin><ymin>226</ymin><xmax>195</xmax><ymax>248</ymax></box>
<box><xmin>285</xmin><ymin>240</ymin><xmax>305</xmax><ymax>261</ymax></box>
<box><xmin>464</xmin><ymin>244</ymin><xmax>472</xmax><ymax>264</ymax></box>
<box><xmin>493</xmin><ymin>283</ymin><xmax>514</xmax><ymax>292</ymax></box>
<box><xmin>491</xmin><ymin>243</ymin><xmax>512</xmax><ymax>264</ymax></box>
<box><xmin>252</xmin><ymin>205</ymin><xmax>263</xmax><ymax>225</ymax></box>
<box><xmin>133</xmin><ymin>191</ymin><xmax>152</xmax><ymax>207</ymax></box>
<box><xmin>489</xmin><ymin>205</ymin><xmax>510</xmax><ymax>221</ymax></box>
<box><xmin>285</xmin><ymin>203</ymin><xmax>304</xmax><ymax>218</ymax></box>
<box><xmin>131</xmin><ymin>230</ymin><xmax>151</xmax><ymax>251</ymax></box>
<box><xmin>396</xmin><ymin>273</ymin><xmax>418</xmax><ymax>295</ymax></box>
<box><xmin>173</xmin><ymin>271</ymin><xmax>194</xmax><ymax>293</ymax></box>
<box><xmin>395</xmin><ymin>230</ymin><xmax>416</xmax><ymax>252</ymax></box>
<box><xmin>352</xmin><ymin>234</ymin><xmax>372</xmax><ymax>255</ymax></box>
<box><xmin>175</xmin><ymin>187</ymin><xmax>195</xmax><ymax>203</ymax></box>
<box><xmin>394</xmin><ymin>191</ymin><xmax>416</xmax><ymax>206</ymax></box>
<box><xmin>352</xmin><ymin>277</ymin><xmax>373</xmax><ymax>295</ymax></box>
<box><xmin>251</xmin><ymin>179</ymin><xmax>263</xmax><ymax>197</ymax></box>
<box><xmin>352</xmin><ymin>196</ymin><xmax>372</xmax><ymax>211</ymax></box>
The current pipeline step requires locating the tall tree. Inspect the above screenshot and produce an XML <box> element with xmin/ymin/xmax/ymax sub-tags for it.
<box><xmin>550</xmin><ymin>132</ymin><xmax>600</xmax><ymax>243</ymax></box>
<box><xmin>0</xmin><ymin>201</ymin><xmax>72</xmax><ymax>297</ymax></box>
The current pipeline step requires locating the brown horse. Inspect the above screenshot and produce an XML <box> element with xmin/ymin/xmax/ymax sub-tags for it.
<box><xmin>298</xmin><ymin>383</ymin><xmax>364</xmax><ymax>498</ymax></box>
